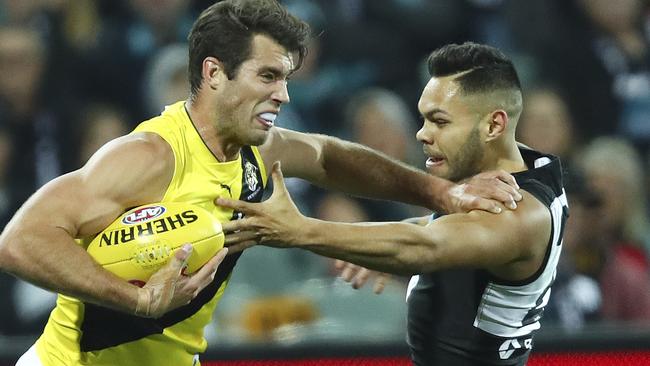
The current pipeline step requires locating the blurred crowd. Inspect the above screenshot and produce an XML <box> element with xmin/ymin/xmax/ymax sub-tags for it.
<box><xmin>1</xmin><ymin>0</ymin><xmax>650</xmax><ymax>346</ymax></box>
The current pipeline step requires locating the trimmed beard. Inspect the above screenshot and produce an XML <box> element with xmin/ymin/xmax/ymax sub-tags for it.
<box><xmin>447</xmin><ymin>126</ymin><xmax>484</xmax><ymax>182</ymax></box>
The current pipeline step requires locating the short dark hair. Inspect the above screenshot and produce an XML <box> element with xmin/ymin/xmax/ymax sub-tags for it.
<box><xmin>187</xmin><ymin>0</ymin><xmax>310</xmax><ymax>96</ymax></box>
<box><xmin>426</xmin><ymin>42</ymin><xmax>521</xmax><ymax>95</ymax></box>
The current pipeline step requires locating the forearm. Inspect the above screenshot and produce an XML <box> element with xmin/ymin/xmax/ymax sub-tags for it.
<box><xmin>0</xmin><ymin>223</ymin><xmax>139</xmax><ymax>313</ymax></box>
<box><xmin>319</xmin><ymin>138</ymin><xmax>449</xmax><ymax>210</ymax></box>
<box><xmin>298</xmin><ymin>218</ymin><xmax>436</xmax><ymax>275</ymax></box>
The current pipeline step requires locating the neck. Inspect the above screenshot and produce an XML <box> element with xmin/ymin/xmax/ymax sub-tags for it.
<box><xmin>185</xmin><ymin>98</ymin><xmax>241</xmax><ymax>162</ymax></box>
<box><xmin>482</xmin><ymin>139</ymin><xmax>527</xmax><ymax>174</ymax></box>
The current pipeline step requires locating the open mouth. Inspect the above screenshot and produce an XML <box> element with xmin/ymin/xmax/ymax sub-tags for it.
<box><xmin>425</xmin><ymin>156</ymin><xmax>445</xmax><ymax>167</ymax></box>
<box><xmin>257</xmin><ymin>112</ymin><xmax>277</xmax><ymax>128</ymax></box>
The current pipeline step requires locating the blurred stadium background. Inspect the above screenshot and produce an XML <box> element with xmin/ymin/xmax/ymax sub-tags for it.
<box><xmin>1</xmin><ymin>0</ymin><xmax>650</xmax><ymax>364</ymax></box>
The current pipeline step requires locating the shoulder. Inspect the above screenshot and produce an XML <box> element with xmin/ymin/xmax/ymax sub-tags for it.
<box><xmin>511</xmin><ymin>189</ymin><xmax>553</xmax><ymax>241</ymax></box>
<box><xmin>85</xmin><ymin>132</ymin><xmax>173</xmax><ymax>173</ymax></box>
<box><xmin>463</xmin><ymin>188</ymin><xmax>550</xmax><ymax>226</ymax></box>
<box><xmin>494</xmin><ymin>188</ymin><xmax>551</xmax><ymax>243</ymax></box>
<box><xmin>79</xmin><ymin>133</ymin><xmax>174</xmax><ymax>201</ymax></box>
<box><xmin>458</xmin><ymin>189</ymin><xmax>552</xmax><ymax>259</ymax></box>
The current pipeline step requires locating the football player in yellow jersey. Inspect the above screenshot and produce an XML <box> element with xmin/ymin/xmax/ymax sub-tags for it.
<box><xmin>0</xmin><ymin>0</ymin><xmax>521</xmax><ymax>365</ymax></box>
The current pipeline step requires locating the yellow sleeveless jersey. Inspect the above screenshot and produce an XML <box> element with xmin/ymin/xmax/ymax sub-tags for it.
<box><xmin>35</xmin><ymin>101</ymin><xmax>268</xmax><ymax>366</ymax></box>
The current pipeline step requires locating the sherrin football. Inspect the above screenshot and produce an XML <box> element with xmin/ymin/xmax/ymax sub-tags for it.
<box><xmin>86</xmin><ymin>202</ymin><xmax>224</xmax><ymax>286</ymax></box>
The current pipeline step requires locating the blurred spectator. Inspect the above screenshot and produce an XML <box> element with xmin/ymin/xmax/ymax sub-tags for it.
<box><xmin>0</xmin><ymin>0</ymin><xmax>65</xmax><ymax>34</ymax></box>
<box><xmin>0</xmin><ymin>124</ymin><xmax>56</xmax><ymax>337</ymax></box>
<box><xmin>0</xmin><ymin>124</ymin><xmax>54</xmax><ymax>337</ymax></box>
<box><xmin>343</xmin><ymin>88</ymin><xmax>427</xmax><ymax>221</ymax></box>
<box><xmin>283</xmin><ymin>0</ymin><xmax>397</xmax><ymax>135</ymax></box>
<box><xmin>306</xmin><ymin>190</ymin><xmax>407</xmax><ymax>343</ymax></box>
<box><xmin>61</xmin><ymin>0</ymin><xmax>102</xmax><ymax>51</ymax></box>
<box><xmin>464</xmin><ymin>0</ymin><xmax>516</xmax><ymax>51</ymax></box>
<box><xmin>576</xmin><ymin>0</ymin><xmax>650</xmax><ymax>151</ymax></box>
<box><xmin>0</xmin><ymin>26</ymin><xmax>72</xmax><ymax>337</ymax></box>
<box><xmin>544</xmin><ymin>170</ymin><xmax>602</xmax><ymax>329</ymax></box>
<box><xmin>240</xmin><ymin>295</ymin><xmax>319</xmax><ymax>341</ymax></box>
<box><xmin>79</xmin><ymin>0</ymin><xmax>194</xmax><ymax>121</ymax></box>
<box><xmin>143</xmin><ymin>43</ymin><xmax>189</xmax><ymax>116</ymax></box>
<box><xmin>315</xmin><ymin>193</ymin><xmax>369</xmax><ymax>223</ymax></box>
<box><xmin>534</xmin><ymin>0</ymin><xmax>650</xmax><ymax>150</ymax></box>
<box><xmin>77</xmin><ymin>103</ymin><xmax>130</xmax><ymax>165</ymax></box>
<box><xmin>1</xmin><ymin>0</ymin><xmax>74</xmax><ymax>86</ymax></box>
<box><xmin>347</xmin><ymin>88</ymin><xmax>417</xmax><ymax>162</ymax></box>
<box><xmin>210</xmin><ymin>244</ymin><xmax>330</xmax><ymax>343</ymax></box>
<box><xmin>0</xmin><ymin>26</ymin><xmax>76</xmax><ymax>205</ymax></box>
<box><xmin>0</xmin><ymin>274</ymin><xmax>57</xmax><ymax>336</ymax></box>
<box><xmin>361</xmin><ymin>0</ymin><xmax>468</xmax><ymax>99</ymax></box>
<box><xmin>517</xmin><ymin>86</ymin><xmax>578</xmax><ymax>161</ymax></box>
<box><xmin>578</xmin><ymin>137</ymin><xmax>650</xmax><ymax>322</ymax></box>
<box><xmin>0</xmin><ymin>128</ymin><xmax>17</xmax><ymax>229</ymax></box>
<box><xmin>314</xmin><ymin>192</ymin><xmax>370</xmax><ymax>275</ymax></box>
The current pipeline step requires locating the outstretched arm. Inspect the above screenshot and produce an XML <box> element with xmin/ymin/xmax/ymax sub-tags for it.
<box><xmin>217</xmin><ymin>163</ymin><xmax>550</xmax><ymax>277</ymax></box>
<box><xmin>333</xmin><ymin>215</ymin><xmax>428</xmax><ymax>293</ymax></box>
<box><xmin>259</xmin><ymin>128</ymin><xmax>521</xmax><ymax>214</ymax></box>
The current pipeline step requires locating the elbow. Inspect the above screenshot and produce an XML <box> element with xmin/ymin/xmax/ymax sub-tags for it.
<box><xmin>0</xmin><ymin>235</ymin><xmax>18</xmax><ymax>273</ymax></box>
<box><xmin>0</xmin><ymin>225</ymin><xmax>29</xmax><ymax>274</ymax></box>
<box><xmin>318</xmin><ymin>138</ymin><xmax>337</xmax><ymax>173</ymax></box>
<box><xmin>320</xmin><ymin>135</ymin><xmax>355</xmax><ymax>171</ymax></box>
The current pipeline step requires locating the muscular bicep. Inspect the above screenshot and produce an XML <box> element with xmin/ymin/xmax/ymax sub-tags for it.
<box><xmin>418</xmin><ymin>191</ymin><xmax>551</xmax><ymax>273</ymax></box>
<box><xmin>32</xmin><ymin>133</ymin><xmax>175</xmax><ymax>238</ymax></box>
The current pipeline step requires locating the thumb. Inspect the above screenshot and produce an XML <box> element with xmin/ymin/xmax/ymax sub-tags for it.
<box><xmin>271</xmin><ymin>161</ymin><xmax>287</xmax><ymax>194</ymax></box>
<box><xmin>169</xmin><ymin>244</ymin><xmax>193</xmax><ymax>273</ymax></box>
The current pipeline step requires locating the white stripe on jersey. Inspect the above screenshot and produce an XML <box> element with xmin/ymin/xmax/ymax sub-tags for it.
<box><xmin>473</xmin><ymin>192</ymin><xmax>567</xmax><ymax>338</ymax></box>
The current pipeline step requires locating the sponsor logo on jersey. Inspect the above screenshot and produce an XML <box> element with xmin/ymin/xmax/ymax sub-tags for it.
<box><xmin>100</xmin><ymin>210</ymin><xmax>198</xmax><ymax>247</ymax></box>
<box><xmin>498</xmin><ymin>337</ymin><xmax>532</xmax><ymax>359</ymax></box>
<box><xmin>122</xmin><ymin>206</ymin><xmax>166</xmax><ymax>225</ymax></box>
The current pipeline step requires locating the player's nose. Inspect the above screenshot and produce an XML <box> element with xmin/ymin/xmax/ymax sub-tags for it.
<box><xmin>271</xmin><ymin>81</ymin><xmax>290</xmax><ymax>105</ymax></box>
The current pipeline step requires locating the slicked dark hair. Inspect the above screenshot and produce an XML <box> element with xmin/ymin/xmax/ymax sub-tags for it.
<box><xmin>427</xmin><ymin>42</ymin><xmax>521</xmax><ymax>95</ymax></box>
<box><xmin>187</xmin><ymin>0</ymin><xmax>310</xmax><ymax>97</ymax></box>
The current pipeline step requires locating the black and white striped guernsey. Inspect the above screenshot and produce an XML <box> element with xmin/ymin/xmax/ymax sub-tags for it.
<box><xmin>406</xmin><ymin>147</ymin><xmax>568</xmax><ymax>366</ymax></box>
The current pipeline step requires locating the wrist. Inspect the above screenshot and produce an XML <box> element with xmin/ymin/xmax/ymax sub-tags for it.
<box><xmin>429</xmin><ymin>176</ymin><xmax>453</xmax><ymax>212</ymax></box>
<box><xmin>134</xmin><ymin>287</ymin><xmax>152</xmax><ymax>317</ymax></box>
<box><xmin>101</xmin><ymin>274</ymin><xmax>143</xmax><ymax>315</ymax></box>
<box><xmin>299</xmin><ymin>217</ymin><xmax>322</xmax><ymax>248</ymax></box>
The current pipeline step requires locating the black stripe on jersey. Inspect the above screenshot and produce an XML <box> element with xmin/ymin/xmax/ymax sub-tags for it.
<box><xmin>79</xmin><ymin>146</ymin><xmax>266</xmax><ymax>352</ymax></box>
<box><xmin>521</xmin><ymin>281</ymin><xmax>553</xmax><ymax>327</ymax></box>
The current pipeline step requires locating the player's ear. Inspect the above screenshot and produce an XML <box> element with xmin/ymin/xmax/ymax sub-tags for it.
<box><xmin>486</xmin><ymin>110</ymin><xmax>508</xmax><ymax>142</ymax></box>
<box><xmin>203</xmin><ymin>57</ymin><xmax>225</xmax><ymax>90</ymax></box>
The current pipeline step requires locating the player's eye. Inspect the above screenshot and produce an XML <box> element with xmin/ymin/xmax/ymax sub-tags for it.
<box><xmin>261</xmin><ymin>73</ymin><xmax>275</xmax><ymax>82</ymax></box>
